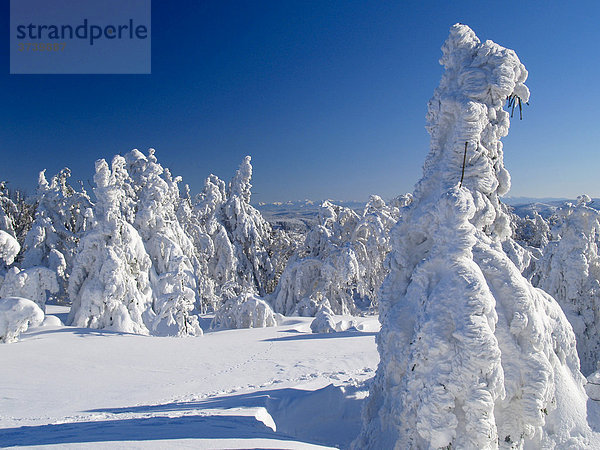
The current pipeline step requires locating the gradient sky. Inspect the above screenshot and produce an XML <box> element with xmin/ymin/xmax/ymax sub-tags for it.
<box><xmin>2</xmin><ymin>1</ymin><xmax>599</xmax><ymax>203</ymax></box>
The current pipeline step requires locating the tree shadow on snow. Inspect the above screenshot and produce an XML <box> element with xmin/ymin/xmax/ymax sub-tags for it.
<box><xmin>263</xmin><ymin>330</ymin><xmax>377</xmax><ymax>342</ymax></box>
<box><xmin>84</xmin><ymin>385</ymin><xmax>365</xmax><ymax>448</ymax></box>
<box><xmin>24</xmin><ymin>327</ymin><xmax>144</xmax><ymax>339</ymax></box>
<box><xmin>0</xmin><ymin>414</ymin><xmax>284</xmax><ymax>447</ymax></box>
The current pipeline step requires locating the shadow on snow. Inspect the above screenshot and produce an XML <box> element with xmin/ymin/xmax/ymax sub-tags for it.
<box><xmin>0</xmin><ymin>386</ymin><xmax>365</xmax><ymax>448</ymax></box>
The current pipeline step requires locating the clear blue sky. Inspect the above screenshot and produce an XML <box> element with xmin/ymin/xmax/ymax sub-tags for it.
<box><xmin>2</xmin><ymin>1</ymin><xmax>599</xmax><ymax>203</ymax></box>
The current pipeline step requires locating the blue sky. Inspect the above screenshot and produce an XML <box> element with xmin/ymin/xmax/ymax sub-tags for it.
<box><xmin>2</xmin><ymin>1</ymin><xmax>599</xmax><ymax>203</ymax></box>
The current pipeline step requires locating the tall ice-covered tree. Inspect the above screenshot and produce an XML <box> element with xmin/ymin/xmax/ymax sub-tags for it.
<box><xmin>355</xmin><ymin>24</ymin><xmax>591</xmax><ymax>449</ymax></box>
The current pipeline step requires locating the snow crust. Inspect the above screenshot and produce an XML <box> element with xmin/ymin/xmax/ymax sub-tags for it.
<box><xmin>0</xmin><ymin>296</ymin><xmax>44</xmax><ymax>343</ymax></box>
<box><xmin>355</xmin><ymin>24</ymin><xmax>591</xmax><ymax>449</ymax></box>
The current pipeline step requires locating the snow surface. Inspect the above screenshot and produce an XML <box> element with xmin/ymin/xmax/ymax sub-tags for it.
<box><xmin>0</xmin><ymin>305</ymin><xmax>380</xmax><ymax>449</ymax></box>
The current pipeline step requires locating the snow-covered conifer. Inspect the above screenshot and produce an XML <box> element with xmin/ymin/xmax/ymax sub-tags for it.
<box><xmin>222</xmin><ymin>156</ymin><xmax>276</xmax><ymax>295</ymax></box>
<box><xmin>355</xmin><ymin>24</ymin><xmax>590</xmax><ymax>449</ymax></box>
<box><xmin>272</xmin><ymin>200</ymin><xmax>361</xmax><ymax>315</ymax></box>
<box><xmin>0</xmin><ymin>266</ymin><xmax>58</xmax><ymax>310</ymax></box>
<box><xmin>534</xmin><ymin>195</ymin><xmax>600</xmax><ymax>375</ymax></box>
<box><xmin>195</xmin><ymin>174</ymin><xmax>238</xmax><ymax>308</ymax></box>
<box><xmin>0</xmin><ymin>230</ymin><xmax>20</xmax><ymax>269</ymax></box>
<box><xmin>351</xmin><ymin>195</ymin><xmax>402</xmax><ymax>310</ymax></box>
<box><xmin>211</xmin><ymin>290</ymin><xmax>278</xmax><ymax>329</ymax></box>
<box><xmin>20</xmin><ymin>169</ymin><xmax>91</xmax><ymax>302</ymax></box>
<box><xmin>310</xmin><ymin>303</ymin><xmax>337</xmax><ymax>333</ymax></box>
<box><xmin>0</xmin><ymin>182</ymin><xmax>18</xmax><ymax>238</ymax></box>
<box><xmin>124</xmin><ymin>149</ymin><xmax>202</xmax><ymax>336</ymax></box>
<box><xmin>68</xmin><ymin>157</ymin><xmax>154</xmax><ymax>334</ymax></box>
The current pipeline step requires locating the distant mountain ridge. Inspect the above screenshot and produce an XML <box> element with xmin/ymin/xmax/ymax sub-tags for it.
<box><xmin>255</xmin><ymin>197</ymin><xmax>600</xmax><ymax>223</ymax></box>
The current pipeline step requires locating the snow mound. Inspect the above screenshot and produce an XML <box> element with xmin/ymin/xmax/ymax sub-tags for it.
<box><xmin>212</xmin><ymin>292</ymin><xmax>279</xmax><ymax>329</ymax></box>
<box><xmin>310</xmin><ymin>305</ymin><xmax>337</xmax><ymax>334</ymax></box>
<box><xmin>0</xmin><ymin>297</ymin><xmax>44</xmax><ymax>343</ymax></box>
<box><xmin>355</xmin><ymin>24</ymin><xmax>592</xmax><ymax>449</ymax></box>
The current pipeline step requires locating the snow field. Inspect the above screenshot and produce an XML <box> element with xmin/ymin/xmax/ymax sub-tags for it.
<box><xmin>0</xmin><ymin>306</ymin><xmax>380</xmax><ymax>449</ymax></box>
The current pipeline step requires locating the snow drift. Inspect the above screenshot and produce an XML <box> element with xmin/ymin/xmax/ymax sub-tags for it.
<box><xmin>355</xmin><ymin>24</ymin><xmax>591</xmax><ymax>449</ymax></box>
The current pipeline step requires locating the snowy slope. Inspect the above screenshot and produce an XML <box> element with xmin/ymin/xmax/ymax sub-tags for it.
<box><xmin>0</xmin><ymin>306</ymin><xmax>379</xmax><ymax>449</ymax></box>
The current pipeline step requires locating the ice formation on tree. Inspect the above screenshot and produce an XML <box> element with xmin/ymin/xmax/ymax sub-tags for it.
<box><xmin>534</xmin><ymin>195</ymin><xmax>600</xmax><ymax>375</ymax></box>
<box><xmin>211</xmin><ymin>291</ymin><xmax>279</xmax><ymax>329</ymax></box>
<box><xmin>355</xmin><ymin>24</ymin><xmax>590</xmax><ymax>449</ymax></box>
<box><xmin>0</xmin><ymin>297</ymin><xmax>44</xmax><ymax>343</ymax></box>
<box><xmin>20</xmin><ymin>169</ymin><xmax>91</xmax><ymax>302</ymax></box>
<box><xmin>124</xmin><ymin>149</ymin><xmax>202</xmax><ymax>336</ymax></box>
<box><xmin>68</xmin><ymin>157</ymin><xmax>154</xmax><ymax>334</ymax></box>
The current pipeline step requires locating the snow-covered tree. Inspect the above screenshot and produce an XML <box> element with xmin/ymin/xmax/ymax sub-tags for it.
<box><xmin>194</xmin><ymin>157</ymin><xmax>282</xmax><ymax>309</ymax></box>
<box><xmin>355</xmin><ymin>24</ymin><xmax>590</xmax><ymax>449</ymax></box>
<box><xmin>272</xmin><ymin>200</ymin><xmax>362</xmax><ymax>316</ymax></box>
<box><xmin>0</xmin><ymin>266</ymin><xmax>58</xmax><ymax>311</ymax></box>
<box><xmin>310</xmin><ymin>302</ymin><xmax>337</xmax><ymax>333</ymax></box>
<box><xmin>194</xmin><ymin>174</ymin><xmax>237</xmax><ymax>309</ymax></box>
<box><xmin>0</xmin><ymin>182</ymin><xmax>18</xmax><ymax>238</ymax></box>
<box><xmin>68</xmin><ymin>157</ymin><xmax>154</xmax><ymax>334</ymax></box>
<box><xmin>124</xmin><ymin>149</ymin><xmax>202</xmax><ymax>336</ymax></box>
<box><xmin>351</xmin><ymin>195</ymin><xmax>403</xmax><ymax>310</ymax></box>
<box><xmin>0</xmin><ymin>230</ymin><xmax>20</xmax><ymax>270</ymax></box>
<box><xmin>211</xmin><ymin>290</ymin><xmax>279</xmax><ymax>329</ymax></box>
<box><xmin>534</xmin><ymin>195</ymin><xmax>600</xmax><ymax>375</ymax></box>
<box><xmin>221</xmin><ymin>156</ymin><xmax>276</xmax><ymax>295</ymax></box>
<box><xmin>19</xmin><ymin>169</ymin><xmax>91</xmax><ymax>302</ymax></box>
<box><xmin>272</xmin><ymin>195</ymin><xmax>404</xmax><ymax>316</ymax></box>
<box><xmin>513</xmin><ymin>210</ymin><xmax>551</xmax><ymax>250</ymax></box>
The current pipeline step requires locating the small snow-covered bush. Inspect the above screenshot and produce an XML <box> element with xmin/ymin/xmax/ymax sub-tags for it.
<box><xmin>310</xmin><ymin>305</ymin><xmax>336</xmax><ymax>334</ymax></box>
<box><xmin>0</xmin><ymin>297</ymin><xmax>44</xmax><ymax>343</ymax></box>
<box><xmin>211</xmin><ymin>291</ymin><xmax>279</xmax><ymax>329</ymax></box>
